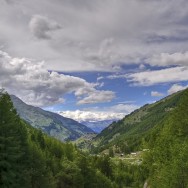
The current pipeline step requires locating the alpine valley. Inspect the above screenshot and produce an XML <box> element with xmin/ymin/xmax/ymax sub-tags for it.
<box><xmin>1</xmin><ymin>89</ymin><xmax>188</xmax><ymax>187</ymax></box>
<box><xmin>1</xmin><ymin>1</ymin><xmax>188</xmax><ymax>187</ymax></box>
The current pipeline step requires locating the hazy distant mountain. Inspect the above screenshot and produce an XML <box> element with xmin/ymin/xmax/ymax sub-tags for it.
<box><xmin>11</xmin><ymin>95</ymin><xmax>94</xmax><ymax>141</ymax></box>
<box><xmin>81</xmin><ymin>120</ymin><xmax>115</xmax><ymax>133</ymax></box>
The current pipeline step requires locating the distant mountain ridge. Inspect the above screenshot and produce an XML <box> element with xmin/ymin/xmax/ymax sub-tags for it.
<box><xmin>11</xmin><ymin>95</ymin><xmax>94</xmax><ymax>141</ymax></box>
<box><xmin>80</xmin><ymin>120</ymin><xmax>115</xmax><ymax>133</ymax></box>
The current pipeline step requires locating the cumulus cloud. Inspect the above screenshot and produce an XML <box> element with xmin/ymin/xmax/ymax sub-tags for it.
<box><xmin>167</xmin><ymin>84</ymin><xmax>188</xmax><ymax>95</ymax></box>
<box><xmin>151</xmin><ymin>91</ymin><xmax>164</xmax><ymax>97</ymax></box>
<box><xmin>0</xmin><ymin>50</ymin><xmax>115</xmax><ymax>106</ymax></box>
<box><xmin>29</xmin><ymin>15</ymin><xmax>61</xmax><ymax>39</ymax></box>
<box><xmin>127</xmin><ymin>66</ymin><xmax>188</xmax><ymax>86</ymax></box>
<box><xmin>59</xmin><ymin>103</ymin><xmax>139</xmax><ymax>122</ymax></box>
<box><xmin>60</xmin><ymin>110</ymin><xmax>124</xmax><ymax>122</ymax></box>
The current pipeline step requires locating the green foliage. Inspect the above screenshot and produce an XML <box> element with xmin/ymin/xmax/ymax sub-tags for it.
<box><xmin>1</xmin><ymin>89</ymin><xmax>188</xmax><ymax>188</ymax></box>
<box><xmin>91</xmin><ymin>89</ymin><xmax>188</xmax><ymax>187</ymax></box>
<box><xmin>92</xmin><ymin>90</ymin><xmax>183</xmax><ymax>154</ymax></box>
<box><xmin>109</xmin><ymin>147</ymin><xmax>114</xmax><ymax>157</ymax></box>
<box><xmin>143</xmin><ymin>89</ymin><xmax>188</xmax><ymax>187</ymax></box>
<box><xmin>11</xmin><ymin>95</ymin><xmax>94</xmax><ymax>142</ymax></box>
<box><xmin>0</xmin><ymin>92</ymin><xmax>116</xmax><ymax>188</ymax></box>
<box><xmin>0</xmin><ymin>93</ymin><xmax>29</xmax><ymax>187</ymax></box>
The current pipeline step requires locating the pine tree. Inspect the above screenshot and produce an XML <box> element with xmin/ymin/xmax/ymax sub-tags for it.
<box><xmin>0</xmin><ymin>93</ymin><xmax>28</xmax><ymax>187</ymax></box>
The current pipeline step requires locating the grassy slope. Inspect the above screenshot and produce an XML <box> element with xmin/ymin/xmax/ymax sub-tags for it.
<box><xmin>92</xmin><ymin>90</ymin><xmax>184</xmax><ymax>153</ymax></box>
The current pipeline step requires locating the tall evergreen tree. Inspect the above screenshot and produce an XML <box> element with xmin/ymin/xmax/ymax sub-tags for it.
<box><xmin>0</xmin><ymin>93</ymin><xmax>28</xmax><ymax>187</ymax></box>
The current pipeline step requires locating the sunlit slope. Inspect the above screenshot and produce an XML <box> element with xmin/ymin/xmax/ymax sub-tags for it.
<box><xmin>92</xmin><ymin>90</ymin><xmax>184</xmax><ymax>153</ymax></box>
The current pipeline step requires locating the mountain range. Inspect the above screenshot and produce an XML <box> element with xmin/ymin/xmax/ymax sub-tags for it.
<box><xmin>9</xmin><ymin>89</ymin><xmax>186</xmax><ymax>150</ymax></box>
<box><xmin>10</xmin><ymin>95</ymin><xmax>94</xmax><ymax>141</ymax></box>
<box><xmin>80</xmin><ymin>120</ymin><xmax>114</xmax><ymax>133</ymax></box>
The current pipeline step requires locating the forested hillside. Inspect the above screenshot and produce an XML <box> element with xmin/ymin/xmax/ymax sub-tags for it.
<box><xmin>142</xmin><ymin>88</ymin><xmax>188</xmax><ymax>187</ymax></box>
<box><xmin>1</xmin><ymin>90</ymin><xmax>188</xmax><ymax>188</ymax></box>
<box><xmin>90</xmin><ymin>89</ymin><xmax>188</xmax><ymax>187</ymax></box>
<box><xmin>0</xmin><ymin>92</ymin><xmax>116</xmax><ymax>188</ymax></box>
<box><xmin>92</xmin><ymin>90</ymin><xmax>183</xmax><ymax>153</ymax></box>
<box><xmin>10</xmin><ymin>95</ymin><xmax>93</xmax><ymax>141</ymax></box>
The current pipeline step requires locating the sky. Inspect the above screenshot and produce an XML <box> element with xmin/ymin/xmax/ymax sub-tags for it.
<box><xmin>1</xmin><ymin>0</ymin><xmax>188</xmax><ymax>123</ymax></box>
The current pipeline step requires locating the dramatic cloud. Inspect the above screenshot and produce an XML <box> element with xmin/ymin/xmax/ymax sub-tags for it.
<box><xmin>1</xmin><ymin>0</ymin><xmax>188</xmax><ymax>119</ymax></box>
<box><xmin>1</xmin><ymin>0</ymin><xmax>188</xmax><ymax>71</ymax></box>
<box><xmin>168</xmin><ymin>84</ymin><xmax>188</xmax><ymax>95</ymax></box>
<box><xmin>127</xmin><ymin>67</ymin><xmax>188</xmax><ymax>86</ymax></box>
<box><xmin>0</xmin><ymin>50</ymin><xmax>115</xmax><ymax>106</ymax></box>
<box><xmin>151</xmin><ymin>91</ymin><xmax>164</xmax><ymax>97</ymax></box>
<box><xmin>29</xmin><ymin>15</ymin><xmax>62</xmax><ymax>39</ymax></box>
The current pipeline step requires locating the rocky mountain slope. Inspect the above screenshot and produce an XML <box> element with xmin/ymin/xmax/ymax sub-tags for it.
<box><xmin>11</xmin><ymin>95</ymin><xmax>94</xmax><ymax>141</ymax></box>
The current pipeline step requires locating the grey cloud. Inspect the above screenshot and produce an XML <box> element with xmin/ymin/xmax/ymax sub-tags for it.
<box><xmin>1</xmin><ymin>0</ymin><xmax>188</xmax><ymax>71</ymax></box>
<box><xmin>29</xmin><ymin>15</ymin><xmax>62</xmax><ymax>39</ymax></box>
<box><xmin>145</xmin><ymin>28</ymin><xmax>188</xmax><ymax>44</ymax></box>
<box><xmin>3</xmin><ymin>0</ymin><xmax>19</xmax><ymax>4</ymax></box>
<box><xmin>146</xmin><ymin>34</ymin><xmax>188</xmax><ymax>44</ymax></box>
<box><xmin>0</xmin><ymin>50</ymin><xmax>115</xmax><ymax>106</ymax></box>
<box><xmin>75</xmin><ymin>83</ymin><xmax>116</xmax><ymax>105</ymax></box>
<box><xmin>146</xmin><ymin>52</ymin><xmax>188</xmax><ymax>67</ymax></box>
<box><xmin>77</xmin><ymin>90</ymin><xmax>115</xmax><ymax>105</ymax></box>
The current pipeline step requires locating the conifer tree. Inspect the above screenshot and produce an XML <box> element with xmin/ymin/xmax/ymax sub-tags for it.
<box><xmin>0</xmin><ymin>93</ymin><xmax>28</xmax><ymax>187</ymax></box>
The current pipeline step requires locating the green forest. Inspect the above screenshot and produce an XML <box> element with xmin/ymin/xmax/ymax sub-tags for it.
<box><xmin>0</xmin><ymin>90</ymin><xmax>188</xmax><ymax>187</ymax></box>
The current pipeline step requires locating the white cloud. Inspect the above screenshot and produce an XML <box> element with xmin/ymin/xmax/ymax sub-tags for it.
<box><xmin>107</xmin><ymin>104</ymin><xmax>139</xmax><ymax>114</ymax></box>
<box><xmin>59</xmin><ymin>110</ymin><xmax>124</xmax><ymax>122</ymax></box>
<box><xmin>29</xmin><ymin>15</ymin><xmax>62</xmax><ymax>40</ymax></box>
<box><xmin>97</xmin><ymin>76</ymin><xmax>104</xmax><ymax>81</ymax></box>
<box><xmin>146</xmin><ymin>52</ymin><xmax>188</xmax><ymax>67</ymax></box>
<box><xmin>107</xmin><ymin>74</ymin><xmax>126</xmax><ymax>79</ymax></box>
<box><xmin>127</xmin><ymin>66</ymin><xmax>188</xmax><ymax>86</ymax></box>
<box><xmin>0</xmin><ymin>50</ymin><xmax>115</xmax><ymax>106</ymax></box>
<box><xmin>139</xmin><ymin>64</ymin><xmax>146</xmax><ymax>70</ymax></box>
<box><xmin>167</xmin><ymin>84</ymin><xmax>188</xmax><ymax>95</ymax></box>
<box><xmin>77</xmin><ymin>90</ymin><xmax>115</xmax><ymax>105</ymax></box>
<box><xmin>151</xmin><ymin>91</ymin><xmax>164</xmax><ymax>97</ymax></box>
<box><xmin>59</xmin><ymin>103</ymin><xmax>139</xmax><ymax>122</ymax></box>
